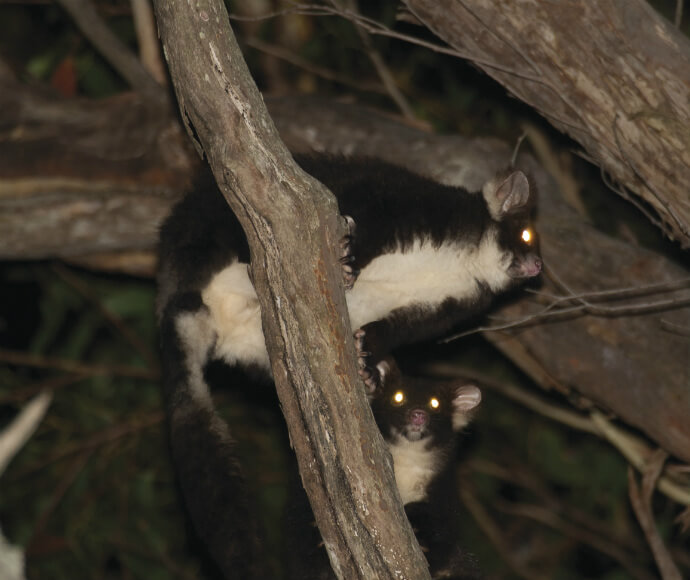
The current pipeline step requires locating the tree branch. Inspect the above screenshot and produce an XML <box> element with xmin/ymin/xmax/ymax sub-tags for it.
<box><xmin>1</xmin><ymin>86</ymin><xmax>688</xmax><ymax>465</ymax></box>
<box><xmin>150</xmin><ymin>1</ymin><xmax>429</xmax><ymax>577</ymax></box>
<box><xmin>404</xmin><ymin>0</ymin><xmax>690</xmax><ymax>247</ymax></box>
<box><xmin>55</xmin><ymin>0</ymin><xmax>166</xmax><ymax>102</ymax></box>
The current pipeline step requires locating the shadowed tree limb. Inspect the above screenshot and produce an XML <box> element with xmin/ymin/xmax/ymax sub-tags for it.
<box><xmin>150</xmin><ymin>1</ymin><xmax>430</xmax><ymax>577</ymax></box>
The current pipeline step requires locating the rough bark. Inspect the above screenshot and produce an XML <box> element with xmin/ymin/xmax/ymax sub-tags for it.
<box><xmin>0</xmin><ymin>72</ymin><xmax>194</xmax><ymax>260</ymax></box>
<box><xmin>0</xmin><ymin>85</ymin><xmax>690</xmax><ymax>461</ymax></box>
<box><xmin>404</xmin><ymin>0</ymin><xmax>690</xmax><ymax>248</ymax></box>
<box><xmin>150</xmin><ymin>2</ymin><xmax>430</xmax><ymax>579</ymax></box>
<box><xmin>0</xmin><ymin>88</ymin><xmax>688</xmax><ymax>462</ymax></box>
<box><xmin>269</xmin><ymin>98</ymin><xmax>690</xmax><ymax>466</ymax></box>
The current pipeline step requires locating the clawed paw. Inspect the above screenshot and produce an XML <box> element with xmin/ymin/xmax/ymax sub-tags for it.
<box><xmin>354</xmin><ymin>328</ymin><xmax>380</xmax><ymax>394</ymax></box>
<box><xmin>340</xmin><ymin>215</ymin><xmax>359</xmax><ymax>290</ymax></box>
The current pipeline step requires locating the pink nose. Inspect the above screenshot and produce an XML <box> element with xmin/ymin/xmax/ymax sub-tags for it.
<box><xmin>523</xmin><ymin>255</ymin><xmax>542</xmax><ymax>277</ymax></box>
<box><xmin>409</xmin><ymin>409</ymin><xmax>428</xmax><ymax>427</ymax></box>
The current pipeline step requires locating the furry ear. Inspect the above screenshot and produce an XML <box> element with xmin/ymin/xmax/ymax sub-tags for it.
<box><xmin>376</xmin><ymin>360</ymin><xmax>391</xmax><ymax>383</ymax></box>
<box><xmin>451</xmin><ymin>384</ymin><xmax>481</xmax><ymax>430</ymax></box>
<box><xmin>482</xmin><ymin>170</ymin><xmax>530</xmax><ymax>219</ymax></box>
<box><xmin>371</xmin><ymin>357</ymin><xmax>399</xmax><ymax>399</ymax></box>
<box><xmin>375</xmin><ymin>357</ymin><xmax>403</xmax><ymax>384</ymax></box>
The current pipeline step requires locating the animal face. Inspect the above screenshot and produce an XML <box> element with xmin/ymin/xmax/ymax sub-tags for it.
<box><xmin>483</xmin><ymin>170</ymin><xmax>542</xmax><ymax>282</ymax></box>
<box><xmin>371</xmin><ymin>360</ymin><xmax>481</xmax><ymax>445</ymax></box>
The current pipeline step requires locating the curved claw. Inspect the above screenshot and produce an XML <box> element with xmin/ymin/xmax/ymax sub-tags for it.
<box><xmin>340</xmin><ymin>215</ymin><xmax>359</xmax><ymax>290</ymax></box>
<box><xmin>354</xmin><ymin>328</ymin><xmax>381</xmax><ymax>393</ymax></box>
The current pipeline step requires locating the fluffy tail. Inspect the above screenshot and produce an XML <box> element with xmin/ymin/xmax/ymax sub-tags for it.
<box><xmin>159</xmin><ymin>292</ymin><xmax>264</xmax><ymax>579</ymax></box>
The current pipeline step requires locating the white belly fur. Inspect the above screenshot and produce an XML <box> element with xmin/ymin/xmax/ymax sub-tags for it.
<box><xmin>389</xmin><ymin>435</ymin><xmax>440</xmax><ymax>504</ymax></box>
<box><xmin>202</xmin><ymin>261</ymin><xmax>270</xmax><ymax>370</ymax></box>
<box><xmin>201</xmin><ymin>235</ymin><xmax>509</xmax><ymax>371</ymax></box>
<box><xmin>346</xmin><ymin>236</ymin><xmax>509</xmax><ymax>330</ymax></box>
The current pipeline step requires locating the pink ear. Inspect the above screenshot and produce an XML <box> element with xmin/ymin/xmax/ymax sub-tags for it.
<box><xmin>498</xmin><ymin>171</ymin><xmax>530</xmax><ymax>214</ymax></box>
<box><xmin>483</xmin><ymin>171</ymin><xmax>530</xmax><ymax>219</ymax></box>
<box><xmin>453</xmin><ymin>385</ymin><xmax>481</xmax><ymax>412</ymax></box>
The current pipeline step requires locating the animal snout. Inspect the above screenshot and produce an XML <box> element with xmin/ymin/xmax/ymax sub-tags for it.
<box><xmin>409</xmin><ymin>409</ymin><xmax>428</xmax><ymax>427</ymax></box>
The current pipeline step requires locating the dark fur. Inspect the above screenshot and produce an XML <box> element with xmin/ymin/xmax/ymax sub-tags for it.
<box><xmin>156</xmin><ymin>154</ymin><xmax>539</xmax><ymax>577</ymax></box>
<box><xmin>285</xmin><ymin>358</ymin><xmax>482</xmax><ymax>580</ymax></box>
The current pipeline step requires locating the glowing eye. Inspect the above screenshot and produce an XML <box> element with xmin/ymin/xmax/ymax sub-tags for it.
<box><xmin>392</xmin><ymin>391</ymin><xmax>405</xmax><ymax>405</ymax></box>
<box><xmin>429</xmin><ymin>398</ymin><xmax>440</xmax><ymax>410</ymax></box>
<box><xmin>521</xmin><ymin>228</ymin><xmax>532</xmax><ymax>243</ymax></box>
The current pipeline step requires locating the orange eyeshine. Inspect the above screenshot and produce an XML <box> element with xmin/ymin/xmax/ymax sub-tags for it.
<box><xmin>521</xmin><ymin>228</ymin><xmax>532</xmax><ymax>243</ymax></box>
<box><xmin>429</xmin><ymin>398</ymin><xmax>440</xmax><ymax>410</ymax></box>
<box><xmin>393</xmin><ymin>391</ymin><xmax>405</xmax><ymax>405</ymax></box>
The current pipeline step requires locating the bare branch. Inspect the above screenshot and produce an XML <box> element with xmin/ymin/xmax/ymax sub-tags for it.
<box><xmin>0</xmin><ymin>392</ymin><xmax>53</xmax><ymax>476</ymax></box>
<box><xmin>628</xmin><ymin>451</ymin><xmax>683</xmax><ymax>580</ymax></box>
<box><xmin>243</xmin><ymin>37</ymin><xmax>389</xmax><ymax>95</ymax></box>
<box><xmin>334</xmin><ymin>0</ymin><xmax>416</xmax><ymax>120</ymax></box>
<box><xmin>130</xmin><ymin>0</ymin><xmax>167</xmax><ymax>84</ymax></box>
<box><xmin>55</xmin><ymin>0</ymin><xmax>165</xmax><ymax>101</ymax></box>
<box><xmin>675</xmin><ymin>0</ymin><xmax>684</xmax><ymax>28</ymax></box>
<box><xmin>442</xmin><ymin>270</ymin><xmax>690</xmax><ymax>342</ymax></box>
<box><xmin>404</xmin><ymin>0</ymin><xmax>690</xmax><ymax>246</ymax></box>
<box><xmin>593</xmin><ymin>412</ymin><xmax>690</xmax><ymax>506</ymax></box>
<box><xmin>459</xmin><ymin>484</ymin><xmax>550</xmax><ymax>580</ymax></box>
<box><xmin>495</xmin><ymin>500</ymin><xmax>655</xmax><ymax>580</ymax></box>
<box><xmin>0</xmin><ymin>348</ymin><xmax>158</xmax><ymax>381</ymax></box>
<box><xmin>151</xmin><ymin>1</ymin><xmax>430</xmax><ymax>576</ymax></box>
<box><xmin>431</xmin><ymin>362</ymin><xmax>690</xmax><ymax>507</ymax></box>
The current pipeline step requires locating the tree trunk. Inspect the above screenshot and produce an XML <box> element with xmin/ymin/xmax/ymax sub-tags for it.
<box><xmin>1</xmin><ymin>86</ymin><xmax>688</xmax><ymax>463</ymax></box>
<box><xmin>405</xmin><ymin>0</ymin><xmax>690</xmax><ymax>248</ymax></box>
<box><xmin>150</xmin><ymin>2</ymin><xmax>430</xmax><ymax>579</ymax></box>
<box><xmin>268</xmin><ymin>97</ymin><xmax>690</xmax><ymax>466</ymax></box>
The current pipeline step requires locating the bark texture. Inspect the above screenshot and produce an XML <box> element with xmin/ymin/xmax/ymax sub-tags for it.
<box><xmin>405</xmin><ymin>0</ymin><xmax>690</xmax><ymax>248</ymax></box>
<box><xmin>0</xmin><ymin>71</ymin><xmax>194</xmax><ymax>260</ymax></box>
<box><xmin>269</xmin><ymin>98</ymin><xmax>690</xmax><ymax>465</ymax></box>
<box><xmin>150</xmin><ymin>2</ymin><xmax>430</xmax><ymax>579</ymax></box>
<box><xmin>0</xmin><ymin>86</ymin><xmax>688</xmax><ymax>461</ymax></box>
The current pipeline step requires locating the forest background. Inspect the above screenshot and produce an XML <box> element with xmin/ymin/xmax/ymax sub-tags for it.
<box><xmin>0</xmin><ymin>1</ymin><xmax>689</xmax><ymax>579</ymax></box>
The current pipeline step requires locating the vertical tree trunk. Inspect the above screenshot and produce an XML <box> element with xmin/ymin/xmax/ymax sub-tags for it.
<box><xmin>151</xmin><ymin>1</ymin><xmax>431</xmax><ymax>578</ymax></box>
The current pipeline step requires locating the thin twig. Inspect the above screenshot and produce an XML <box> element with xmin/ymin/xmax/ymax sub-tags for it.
<box><xmin>0</xmin><ymin>391</ymin><xmax>53</xmax><ymax>476</ymax></box>
<box><xmin>130</xmin><ymin>0</ymin><xmax>167</xmax><ymax>84</ymax></box>
<box><xmin>55</xmin><ymin>0</ymin><xmax>165</xmax><ymax>101</ymax></box>
<box><xmin>243</xmin><ymin>37</ymin><xmax>389</xmax><ymax>95</ymax></box>
<box><xmin>336</xmin><ymin>0</ymin><xmax>416</xmax><ymax>120</ymax></box>
<box><xmin>661</xmin><ymin>319</ymin><xmax>690</xmax><ymax>337</ymax></box>
<box><xmin>527</xmin><ymin>276</ymin><xmax>690</xmax><ymax>305</ymax></box>
<box><xmin>25</xmin><ymin>448</ymin><xmax>94</xmax><ymax>554</ymax></box>
<box><xmin>0</xmin><ymin>374</ymin><xmax>89</xmax><ymax>405</ymax></box>
<box><xmin>468</xmin><ymin>459</ymin><xmax>642</xmax><ymax>551</ymax></box>
<box><xmin>442</xmin><ymin>268</ymin><xmax>690</xmax><ymax>342</ymax></box>
<box><xmin>545</xmin><ymin>262</ymin><xmax>690</xmax><ymax>317</ymax></box>
<box><xmin>591</xmin><ymin>412</ymin><xmax>690</xmax><ymax>506</ymax></box>
<box><xmin>52</xmin><ymin>263</ymin><xmax>159</xmax><ymax>371</ymax></box>
<box><xmin>628</xmin><ymin>450</ymin><xmax>683</xmax><ymax>580</ymax></box>
<box><xmin>230</xmin><ymin>3</ymin><xmax>548</xmax><ymax>83</ymax></box>
<box><xmin>459</xmin><ymin>483</ymin><xmax>550</xmax><ymax>580</ymax></box>
<box><xmin>510</xmin><ymin>132</ymin><xmax>527</xmax><ymax>167</ymax></box>
<box><xmin>597</xmin><ymin>164</ymin><xmax>667</xmax><ymax>231</ymax></box>
<box><xmin>675</xmin><ymin>0</ymin><xmax>684</xmax><ymax>28</ymax></box>
<box><xmin>494</xmin><ymin>500</ymin><xmax>655</xmax><ymax>580</ymax></box>
<box><xmin>0</xmin><ymin>348</ymin><xmax>159</xmax><ymax>381</ymax></box>
<box><xmin>429</xmin><ymin>361</ymin><xmax>690</xmax><ymax>506</ymax></box>
<box><xmin>8</xmin><ymin>412</ymin><xmax>164</xmax><ymax>481</ymax></box>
